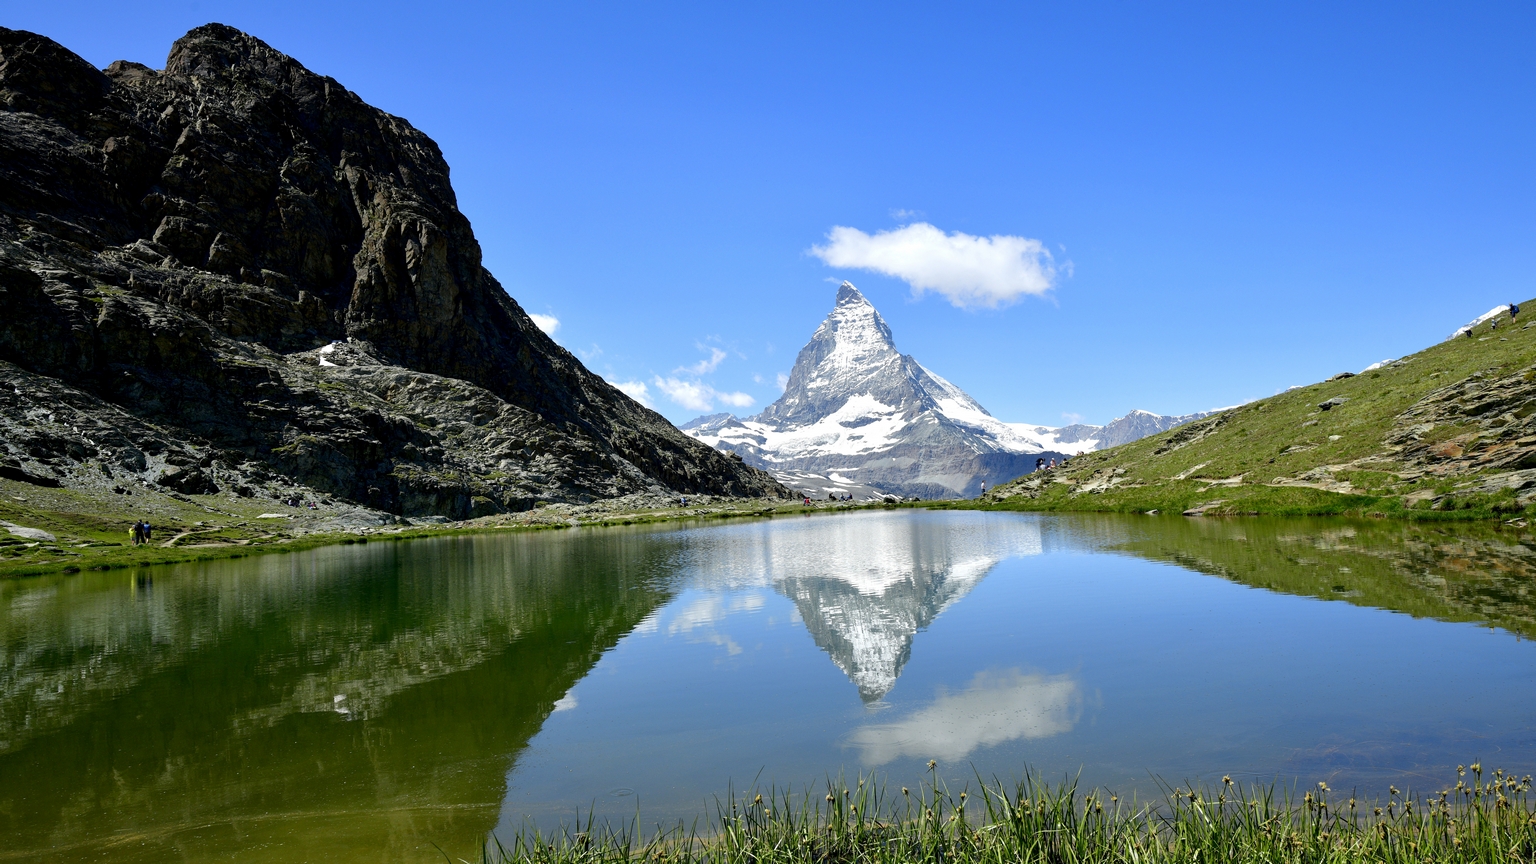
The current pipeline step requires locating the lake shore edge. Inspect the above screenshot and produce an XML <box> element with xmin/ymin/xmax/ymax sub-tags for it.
<box><xmin>11</xmin><ymin>479</ymin><xmax>1532</xmax><ymax>581</ymax></box>
<box><xmin>0</xmin><ymin>492</ymin><xmax>885</xmax><ymax>580</ymax></box>
<box><xmin>938</xmin><ymin>481</ymin><xmax>1536</xmax><ymax>523</ymax></box>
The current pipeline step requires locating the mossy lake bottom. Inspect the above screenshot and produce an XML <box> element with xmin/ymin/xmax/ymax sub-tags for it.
<box><xmin>2</xmin><ymin>510</ymin><xmax>1534</xmax><ymax>862</ymax></box>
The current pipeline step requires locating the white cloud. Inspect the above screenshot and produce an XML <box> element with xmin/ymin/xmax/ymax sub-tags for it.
<box><xmin>607</xmin><ymin>378</ymin><xmax>654</xmax><ymax>408</ymax></box>
<box><xmin>848</xmin><ymin>669</ymin><xmax>1079</xmax><ymax>765</ymax></box>
<box><xmin>653</xmin><ymin>376</ymin><xmax>755</xmax><ymax>413</ymax></box>
<box><xmin>810</xmin><ymin>222</ymin><xmax>1058</xmax><ymax>309</ymax></box>
<box><xmin>775</xmin><ymin>372</ymin><xmax>789</xmax><ymax>391</ymax></box>
<box><xmin>678</xmin><ymin>346</ymin><xmax>727</xmax><ymax>375</ymax></box>
<box><xmin>529</xmin><ymin>313</ymin><xmax>560</xmax><ymax>335</ymax></box>
<box><xmin>890</xmin><ymin>208</ymin><xmax>924</xmax><ymax>220</ymax></box>
<box><xmin>1061</xmin><ymin>412</ymin><xmax>1084</xmax><ymax>424</ymax></box>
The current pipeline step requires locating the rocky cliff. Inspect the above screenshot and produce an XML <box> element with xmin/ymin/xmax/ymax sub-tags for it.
<box><xmin>0</xmin><ymin>24</ymin><xmax>784</xmax><ymax>518</ymax></box>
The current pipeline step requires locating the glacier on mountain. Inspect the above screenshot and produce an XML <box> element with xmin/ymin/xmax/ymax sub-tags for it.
<box><xmin>683</xmin><ymin>282</ymin><xmax>1207</xmax><ymax>498</ymax></box>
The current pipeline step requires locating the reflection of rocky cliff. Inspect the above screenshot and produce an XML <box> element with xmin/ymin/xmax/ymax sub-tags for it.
<box><xmin>0</xmin><ymin>529</ymin><xmax>680</xmax><ymax>861</ymax></box>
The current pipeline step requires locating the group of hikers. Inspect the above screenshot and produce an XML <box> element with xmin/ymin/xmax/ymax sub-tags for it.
<box><xmin>128</xmin><ymin>519</ymin><xmax>154</xmax><ymax>546</ymax></box>
<box><xmin>1465</xmin><ymin>302</ymin><xmax>1520</xmax><ymax>337</ymax></box>
<box><xmin>1035</xmin><ymin>456</ymin><xmax>1067</xmax><ymax>472</ymax></box>
<box><xmin>283</xmin><ymin>496</ymin><xmax>318</xmax><ymax>510</ymax></box>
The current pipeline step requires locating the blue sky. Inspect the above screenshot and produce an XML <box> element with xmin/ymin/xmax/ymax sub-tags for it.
<box><xmin>16</xmin><ymin>2</ymin><xmax>1536</xmax><ymax>426</ymax></box>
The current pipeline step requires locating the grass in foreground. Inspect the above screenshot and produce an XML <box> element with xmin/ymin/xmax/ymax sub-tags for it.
<box><xmin>491</xmin><ymin>763</ymin><xmax>1536</xmax><ymax>864</ymax></box>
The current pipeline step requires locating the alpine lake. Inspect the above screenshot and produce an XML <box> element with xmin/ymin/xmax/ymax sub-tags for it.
<box><xmin>3</xmin><ymin>509</ymin><xmax>1535</xmax><ymax>862</ymax></box>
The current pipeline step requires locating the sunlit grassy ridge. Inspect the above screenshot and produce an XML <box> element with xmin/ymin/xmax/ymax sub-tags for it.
<box><xmin>977</xmin><ymin>299</ymin><xmax>1536</xmax><ymax>519</ymax></box>
<box><xmin>491</xmin><ymin>764</ymin><xmax>1536</xmax><ymax>864</ymax></box>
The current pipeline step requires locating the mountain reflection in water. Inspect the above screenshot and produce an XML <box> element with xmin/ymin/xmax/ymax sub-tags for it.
<box><xmin>2</xmin><ymin>511</ymin><xmax>1535</xmax><ymax>861</ymax></box>
<box><xmin>667</xmin><ymin>512</ymin><xmax>1043</xmax><ymax>700</ymax></box>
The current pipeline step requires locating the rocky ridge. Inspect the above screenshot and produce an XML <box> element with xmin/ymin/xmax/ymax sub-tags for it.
<box><xmin>0</xmin><ymin>24</ymin><xmax>784</xmax><ymax>520</ymax></box>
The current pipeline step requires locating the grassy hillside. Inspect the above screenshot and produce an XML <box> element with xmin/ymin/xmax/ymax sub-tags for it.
<box><xmin>981</xmin><ymin>301</ymin><xmax>1536</xmax><ymax>519</ymax></box>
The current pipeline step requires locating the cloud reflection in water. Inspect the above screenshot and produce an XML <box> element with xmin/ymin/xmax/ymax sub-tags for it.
<box><xmin>850</xmin><ymin>668</ymin><xmax>1080</xmax><ymax>765</ymax></box>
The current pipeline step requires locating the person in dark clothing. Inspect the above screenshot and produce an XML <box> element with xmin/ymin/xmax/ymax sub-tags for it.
<box><xmin>1511</xmin><ymin>303</ymin><xmax>1521</xmax><ymax>321</ymax></box>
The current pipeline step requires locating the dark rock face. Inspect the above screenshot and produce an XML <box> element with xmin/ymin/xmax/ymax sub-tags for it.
<box><xmin>0</xmin><ymin>24</ymin><xmax>784</xmax><ymax>516</ymax></box>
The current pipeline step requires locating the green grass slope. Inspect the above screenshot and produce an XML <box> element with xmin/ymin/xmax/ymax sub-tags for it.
<box><xmin>982</xmin><ymin>301</ymin><xmax>1536</xmax><ymax>519</ymax></box>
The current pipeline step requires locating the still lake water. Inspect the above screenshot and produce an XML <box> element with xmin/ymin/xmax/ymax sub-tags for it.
<box><xmin>3</xmin><ymin>509</ymin><xmax>1535</xmax><ymax>861</ymax></box>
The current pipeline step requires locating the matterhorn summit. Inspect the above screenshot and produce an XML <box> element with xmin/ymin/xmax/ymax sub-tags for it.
<box><xmin>685</xmin><ymin>283</ymin><xmax>1065</xmax><ymax>497</ymax></box>
<box><xmin>684</xmin><ymin>283</ymin><xmax>1211</xmax><ymax>499</ymax></box>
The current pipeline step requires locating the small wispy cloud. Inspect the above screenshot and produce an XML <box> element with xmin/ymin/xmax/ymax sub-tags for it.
<box><xmin>528</xmin><ymin>313</ymin><xmax>560</xmax><ymax>335</ymax></box>
<box><xmin>653</xmin><ymin>376</ymin><xmax>754</xmax><ymax>413</ymax></box>
<box><xmin>607</xmin><ymin>378</ymin><xmax>654</xmax><ymax>408</ymax></box>
<box><xmin>677</xmin><ymin>346</ymin><xmax>728</xmax><ymax>375</ymax></box>
<box><xmin>1061</xmin><ymin>412</ymin><xmax>1084</xmax><ymax>424</ymax></box>
<box><xmin>890</xmin><ymin>208</ymin><xmax>924</xmax><ymax>220</ymax></box>
<box><xmin>810</xmin><ymin>222</ymin><xmax>1058</xmax><ymax>309</ymax></box>
<box><xmin>775</xmin><ymin>372</ymin><xmax>789</xmax><ymax>391</ymax></box>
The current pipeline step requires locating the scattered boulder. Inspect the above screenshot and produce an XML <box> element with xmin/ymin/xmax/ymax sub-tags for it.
<box><xmin>1318</xmin><ymin>397</ymin><xmax>1350</xmax><ymax>411</ymax></box>
<box><xmin>155</xmin><ymin>465</ymin><xmax>219</xmax><ymax>495</ymax></box>
<box><xmin>0</xmin><ymin>458</ymin><xmax>59</xmax><ymax>487</ymax></box>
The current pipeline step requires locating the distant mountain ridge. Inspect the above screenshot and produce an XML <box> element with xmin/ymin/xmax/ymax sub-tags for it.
<box><xmin>683</xmin><ymin>283</ymin><xmax>1208</xmax><ymax>498</ymax></box>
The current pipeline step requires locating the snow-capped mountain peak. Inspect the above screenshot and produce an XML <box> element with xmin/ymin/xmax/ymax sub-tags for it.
<box><xmin>684</xmin><ymin>282</ymin><xmax>1213</xmax><ymax>499</ymax></box>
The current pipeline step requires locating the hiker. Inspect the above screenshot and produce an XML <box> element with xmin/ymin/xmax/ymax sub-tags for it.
<box><xmin>129</xmin><ymin>521</ymin><xmax>142</xmax><ymax>546</ymax></box>
<box><xmin>1512</xmin><ymin>302</ymin><xmax>1521</xmax><ymax>321</ymax></box>
<box><xmin>143</xmin><ymin>521</ymin><xmax>152</xmax><ymax>542</ymax></box>
<box><xmin>1035</xmin><ymin>457</ymin><xmax>1044</xmax><ymax>471</ymax></box>
<box><xmin>979</xmin><ymin>481</ymin><xmax>986</xmax><ymax>494</ymax></box>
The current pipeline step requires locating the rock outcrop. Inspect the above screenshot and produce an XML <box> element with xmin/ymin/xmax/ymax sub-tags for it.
<box><xmin>0</xmin><ymin>24</ymin><xmax>784</xmax><ymax>517</ymax></box>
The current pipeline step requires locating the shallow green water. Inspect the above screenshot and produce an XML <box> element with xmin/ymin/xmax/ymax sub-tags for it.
<box><xmin>2</xmin><ymin>511</ymin><xmax>1534</xmax><ymax>861</ymax></box>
